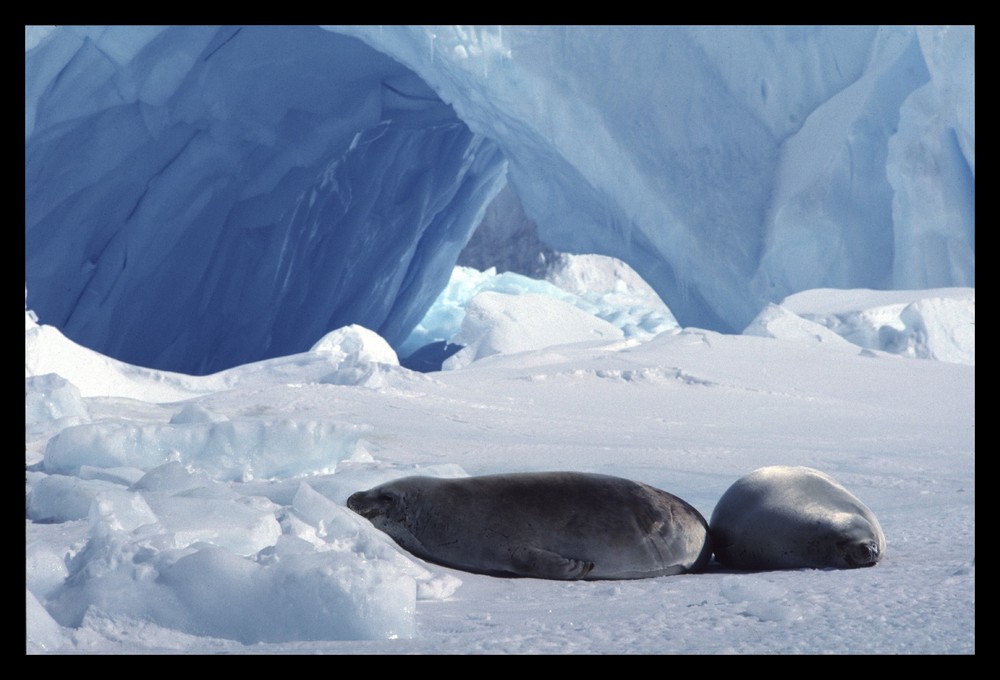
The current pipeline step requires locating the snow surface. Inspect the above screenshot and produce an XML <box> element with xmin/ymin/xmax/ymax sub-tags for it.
<box><xmin>25</xmin><ymin>26</ymin><xmax>974</xmax><ymax>375</ymax></box>
<box><xmin>744</xmin><ymin>287</ymin><xmax>974</xmax><ymax>365</ymax></box>
<box><xmin>26</xmin><ymin>274</ymin><xmax>974</xmax><ymax>654</ymax></box>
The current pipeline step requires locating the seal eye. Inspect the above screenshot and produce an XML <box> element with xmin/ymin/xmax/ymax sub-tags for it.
<box><xmin>347</xmin><ymin>489</ymin><xmax>396</xmax><ymax>520</ymax></box>
<box><xmin>375</xmin><ymin>491</ymin><xmax>405</xmax><ymax>521</ymax></box>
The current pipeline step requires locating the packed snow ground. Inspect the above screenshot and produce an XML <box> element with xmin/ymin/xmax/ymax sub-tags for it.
<box><xmin>26</xmin><ymin>261</ymin><xmax>974</xmax><ymax>654</ymax></box>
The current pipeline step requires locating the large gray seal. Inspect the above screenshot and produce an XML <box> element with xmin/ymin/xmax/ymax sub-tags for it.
<box><xmin>346</xmin><ymin>471</ymin><xmax>712</xmax><ymax>580</ymax></box>
<box><xmin>710</xmin><ymin>465</ymin><xmax>886</xmax><ymax>570</ymax></box>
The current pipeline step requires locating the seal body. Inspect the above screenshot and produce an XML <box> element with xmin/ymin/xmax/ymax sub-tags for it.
<box><xmin>347</xmin><ymin>471</ymin><xmax>712</xmax><ymax>580</ymax></box>
<box><xmin>710</xmin><ymin>465</ymin><xmax>885</xmax><ymax>570</ymax></box>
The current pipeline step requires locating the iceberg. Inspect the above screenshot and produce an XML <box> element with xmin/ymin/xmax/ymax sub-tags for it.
<box><xmin>25</xmin><ymin>26</ymin><xmax>973</xmax><ymax>373</ymax></box>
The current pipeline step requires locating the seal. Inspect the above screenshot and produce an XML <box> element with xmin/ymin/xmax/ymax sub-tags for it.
<box><xmin>346</xmin><ymin>471</ymin><xmax>713</xmax><ymax>580</ymax></box>
<box><xmin>710</xmin><ymin>465</ymin><xmax>886</xmax><ymax>570</ymax></box>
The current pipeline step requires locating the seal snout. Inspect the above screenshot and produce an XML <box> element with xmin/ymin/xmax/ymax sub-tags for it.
<box><xmin>346</xmin><ymin>491</ymin><xmax>378</xmax><ymax>519</ymax></box>
<box><xmin>845</xmin><ymin>540</ymin><xmax>880</xmax><ymax>568</ymax></box>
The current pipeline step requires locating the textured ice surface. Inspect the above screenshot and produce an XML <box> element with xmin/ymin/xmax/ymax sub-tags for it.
<box><xmin>26</xmin><ymin>26</ymin><xmax>973</xmax><ymax>373</ymax></box>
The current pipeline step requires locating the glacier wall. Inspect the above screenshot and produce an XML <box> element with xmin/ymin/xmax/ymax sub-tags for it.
<box><xmin>25</xmin><ymin>25</ymin><xmax>974</xmax><ymax>373</ymax></box>
<box><xmin>339</xmin><ymin>26</ymin><xmax>974</xmax><ymax>330</ymax></box>
<box><xmin>25</xmin><ymin>26</ymin><xmax>506</xmax><ymax>374</ymax></box>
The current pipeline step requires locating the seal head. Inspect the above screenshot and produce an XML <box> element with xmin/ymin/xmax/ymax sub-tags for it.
<box><xmin>710</xmin><ymin>465</ymin><xmax>886</xmax><ymax>570</ymax></box>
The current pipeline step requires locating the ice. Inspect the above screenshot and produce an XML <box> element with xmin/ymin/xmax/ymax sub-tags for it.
<box><xmin>444</xmin><ymin>291</ymin><xmax>624</xmax><ymax>369</ymax></box>
<box><xmin>27</xmin><ymin>474</ymin><xmax>125</xmax><ymax>523</ymax></box>
<box><xmin>400</xmin><ymin>255</ymin><xmax>678</xmax><ymax>361</ymax></box>
<box><xmin>43</xmin><ymin>417</ymin><xmax>368</xmax><ymax>480</ymax></box>
<box><xmin>26</xmin><ymin>541</ymin><xmax>71</xmax><ymax>601</ymax></box>
<box><xmin>25</xmin><ymin>373</ymin><xmax>89</xmax><ymax>426</ymax></box>
<box><xmin>26</xmin><ymin>26</ymin><xmax>973</xmax><ymax>373</ymax></box>
<box><xmin>751</xmin><ymin>287</ymin><xmax>975</xmax><ymax>364</ymax></box>
<box><xmin>26</xmin><ymin>26</ymin><xmax>505</xmax><ymax>375</ymax></box>
<box><xmin>887</xmin><ymin>26</ymin><xmax>975</xmax><ymax>290</ymax></box>
<box><xmin>27</xmin><ymin>589</ymin><xmax>66</xmax><ymax>653</ymax></box>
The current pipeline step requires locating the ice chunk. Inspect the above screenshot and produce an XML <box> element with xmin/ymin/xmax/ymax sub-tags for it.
<box><xmin>444</xmin><ymin>291</ymin><xmax>624</xmax><ymax>369</ymax></box>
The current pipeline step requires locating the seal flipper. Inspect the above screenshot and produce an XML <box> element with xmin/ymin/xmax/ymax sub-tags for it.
<box><xmin>508</xmin><ymin>545</ymin><xmax>595</xmax><ymax>580</ymax></box>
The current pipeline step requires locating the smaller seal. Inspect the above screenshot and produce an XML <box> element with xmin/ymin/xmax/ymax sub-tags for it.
<box><xmin>710</xmin><ymin>465</ymin><xmax>886</xmax><ymax>570</ymax></box>
<box><xmin>347</xmin><ymin>472</ymin><xmax>712</xmax><ymax>580</ymax></box>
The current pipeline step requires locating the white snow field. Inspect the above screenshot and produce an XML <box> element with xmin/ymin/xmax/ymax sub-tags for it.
<box><xmin>26</xmin><ymin>279</ymin><xmax>974</xmax><ymax>654</ymax></box>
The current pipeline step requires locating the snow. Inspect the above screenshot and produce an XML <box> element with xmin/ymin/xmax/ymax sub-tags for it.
<box><xmin>748</xmin><ymin>287</ymin><xmax>975</xmax><ymax>365</ymax></box>
<box><xmin>443</xmin><ymin>291</ymin><xmax>625</xmax><ymax>370</ymax></box>
<box><xmin>25</xmin><ymin>26</ymin><xmax>973</xmax><ymax>374</ymax></box>
<box><xmin>26</xmin><ymin>275</ymin><xmax>974</xmax><ymax>653</ymax></box>
<box><xmin>25</xmin><ymin>24</ymin><xmax>973</xmax><ymax>655</ymax></box>
<box><xmin>398</xmin><ymin>255</ymin><xmax>678</xmax><ymax>368</ymax></box>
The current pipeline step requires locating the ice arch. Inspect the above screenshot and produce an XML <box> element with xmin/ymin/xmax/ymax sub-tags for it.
<box><xmin>26</xmin><ymin>26</ymin><xmax>506</xmax><ymax>374</ymax></box>
<box><xmin>25</xmin><ymin>26</ymin><xmax>974</xmax><ymax>374</ymax></box>
<box><xmin>336</xmin><ymin>26</ymin><xmax>973</xmax><ymax>331</ymax></box>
